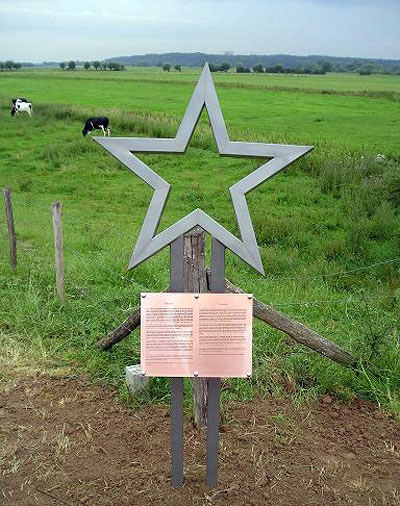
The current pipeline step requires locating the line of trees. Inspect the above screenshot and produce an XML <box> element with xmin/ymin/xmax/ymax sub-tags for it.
<box><xmin>0</xmin><ymin>61</ymin><xmax>22</xmax><ymax>71</ymax></box>
<box><xmin>118</xmin><ymin>53</ymin><xmax>400</xmax><ymax>75</ymax></box>
<box><xmin>236</xmin><ymin>61</ymin><xmax>331</xmax><ymax>75</ymax></box>
<box><xmin>59</xmin><ymin>61</ymin><xmax>125</xmax><ymax>71</ymax></box>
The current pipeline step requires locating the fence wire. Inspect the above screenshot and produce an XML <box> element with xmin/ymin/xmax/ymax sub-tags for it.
<box><xmin>1</xmin><ymin>196</ymin><xmax>399</xmax><ymax>318</ymax></box>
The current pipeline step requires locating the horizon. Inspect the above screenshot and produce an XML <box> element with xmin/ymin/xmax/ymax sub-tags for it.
<box><xmin>11</xmin><ymin>51</ymin><xmax>400</xmax><ymax>66</ymax></box>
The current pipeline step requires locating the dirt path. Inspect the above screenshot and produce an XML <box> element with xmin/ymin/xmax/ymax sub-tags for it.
<box><xmin>1</xmin><ymin>377</ymin><xmax>399</xmax><ymax>506</ymax></box>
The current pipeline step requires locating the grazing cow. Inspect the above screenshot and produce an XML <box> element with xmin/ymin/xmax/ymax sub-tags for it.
<box><xmin>10</xmin><ymin>99</ymin><xmax>32</xmax><ymax>116</ymax></box>
<box><xmin>82</xmin><ymin>117</ymin><xmax>110</xmax><ymax>137</ymax></box>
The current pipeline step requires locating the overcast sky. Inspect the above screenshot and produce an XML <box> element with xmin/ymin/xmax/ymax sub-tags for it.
<box><xmin>1</xmin><ymin>0</ymin><xmax>399</xmax><ymax>62</ymax></box>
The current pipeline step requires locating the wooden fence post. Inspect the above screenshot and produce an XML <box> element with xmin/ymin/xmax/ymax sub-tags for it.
<box><xmin>183</xmin><ymin>227</ymin><xmax>208</xmax><ymax>429</ymax></box>
<box><xmin>3</xmin><ymin>188</ymin><xmax>17</xmax><ymax>269</ymax></box>
<box><xmin>51</xmin><ymin>201</ymin><xmax>65</xmax><ymax>302</ymax></box>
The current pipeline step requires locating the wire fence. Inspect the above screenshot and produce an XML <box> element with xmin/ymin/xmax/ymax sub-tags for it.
<box><xmin>1</xmin><ymin>191</ymin><xmax>399</xmax><ymax>322</ymax></box>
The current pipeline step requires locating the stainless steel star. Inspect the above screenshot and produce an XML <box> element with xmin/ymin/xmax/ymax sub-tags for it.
<box><xmin>94</xmin><ymin>64</ymin><xmax>313</xmax><ymax>275</ymax></box>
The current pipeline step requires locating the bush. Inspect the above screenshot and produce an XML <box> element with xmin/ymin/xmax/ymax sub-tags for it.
<box><xmin>383</xmin><ymin>166</ymin><xmax>400</xmax><ymax>211</ymax></box>
<box><xmin>219</xmin><ymin>62</ymin><xmax>230</xmax><ymax>72</ymax></box>
<box><xmin>370</xmin><ymin>202</ymin><xmax>398</xmax><ymax>240</ymax></box>
<box><xmin>347</xmin><ymin>219</ymin><xmax>369</xmax><ymax>258</ymax></box>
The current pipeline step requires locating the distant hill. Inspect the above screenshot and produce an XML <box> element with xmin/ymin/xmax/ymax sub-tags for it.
<box><xmin>104</xmin><ymin>52</ymin><xmax>400</xmax><ymax>74</ymax></box>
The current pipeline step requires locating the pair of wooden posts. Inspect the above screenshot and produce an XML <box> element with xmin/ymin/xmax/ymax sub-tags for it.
<box><xmin>2</xmin><ymin>188</ymin><xmax>65</xmax><ymax>303</ymax></box>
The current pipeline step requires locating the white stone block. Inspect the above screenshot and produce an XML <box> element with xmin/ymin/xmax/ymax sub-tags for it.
<box><xmin>125</xmin><ymin>364</ymin><xmax>149</xmax><ymax>396</ymax></box>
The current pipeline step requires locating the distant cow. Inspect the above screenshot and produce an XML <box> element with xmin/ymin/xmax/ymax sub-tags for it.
<box><xmin>82</xmin><ymin>117</ymin><xmax>110</xmax><ymax>137</ymax></box>
<box><xmin>10</xmin><ymin>98</ymin><xmax>32</xmax><ymax>116</ymax></box>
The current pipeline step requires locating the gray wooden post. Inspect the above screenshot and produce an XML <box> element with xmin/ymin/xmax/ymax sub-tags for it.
<box><xmin>183</xmin><ymin>227</ymin><xmax>208</xmax><ymax>429</ymax></box>
<box><xmin>170</xmin><ymin>235</ymin><xmax>184</xmax><ymax>488</ymax></box>
<box><xmin>206</xmin><ymin>237</ymin><xmax>225</xmax><ymax>487</ymax></box>
<box><xmin>3</xmin><ymin>188</ymin><xmax>17</xmax><ymax>269</ymax></box>
<box><xmin>51</xmin><ymin>201</ymin><xmax>65</xmax><ymax>302</ymax></box>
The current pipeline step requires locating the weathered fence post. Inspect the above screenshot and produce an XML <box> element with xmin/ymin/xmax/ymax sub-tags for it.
<box><xmin>3</xmin><ymin>188</ymin><xmax>17</xmax><ymax>269</ymax></box>
<box><xmin>51</xmin><ymin>201</ymin><xmax>65</xmax><ymax>302</ymax></box>
<box><xmin>183</xmin><ymin>227</ymin><xmax>208</xmax><ymax>429</ymax></box>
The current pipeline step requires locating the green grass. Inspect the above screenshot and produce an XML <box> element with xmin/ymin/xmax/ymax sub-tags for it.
<box><xmin>5</xmin><ymin>66</ymin><xmax>400</xmax><ymax>94</ymax></box>
<box><xmin>0</xmin><ymin>68</ymin><xmax>400</xmax><ymax>414</ymax></box>
<box><xmin>1</xmin><ymin>67</ymin><xmax>400</xmax><ymax>154</ymax></box>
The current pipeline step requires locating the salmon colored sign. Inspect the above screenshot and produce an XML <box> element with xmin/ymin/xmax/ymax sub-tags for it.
<box><xmin>141</xmin><ymin>293</ymin><xmax>252</xmax><ymax>378</ymax></box>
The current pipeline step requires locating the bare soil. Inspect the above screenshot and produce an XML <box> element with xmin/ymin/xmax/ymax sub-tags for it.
<box><xmin>1</xmin><ymin>376</ymin><xmax>400</xmax><ymax>506</ymax></box>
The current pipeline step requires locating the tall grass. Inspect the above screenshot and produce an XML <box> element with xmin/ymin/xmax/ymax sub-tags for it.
<box><xmin>1</xmin><ymin>89</ymin><xmax>400</xmax><ymax>414</ymax></box>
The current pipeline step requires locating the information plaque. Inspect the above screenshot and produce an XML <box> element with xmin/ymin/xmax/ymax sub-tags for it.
<box><xmin>141</xmin><ymin>293</ymin><xmax>252</xmax><ymax>378</ymax></box>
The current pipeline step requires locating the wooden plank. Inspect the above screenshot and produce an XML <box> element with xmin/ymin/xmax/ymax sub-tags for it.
<box><xmin>51</xmin><ymin>201</ymin><xmax>65</xmax><ymax>302</ymax></box>
<box><xmin>3</xmin><ymin>188</ymin><xmax>17</xmax><ymax>269</ymax></box>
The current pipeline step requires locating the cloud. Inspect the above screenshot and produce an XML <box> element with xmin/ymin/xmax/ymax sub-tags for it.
<box><xmin>0</xmin><ymin>0</ymin><xmax>399</xmax><ymax>61</ymax></box>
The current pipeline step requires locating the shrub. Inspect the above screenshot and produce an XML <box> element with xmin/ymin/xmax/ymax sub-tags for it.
<box><xmin>347</xmin><ymin>219</ymin><xmax>369</xmax><ymax>258</ymax></box>
<box><xmin>219</xmin><ymin>62</ymin><xmax>230</xmax><ymax>72</ymax></box>
<box><xmin>383</xmin><ymin>166</ymin><xmax>400</xmax><ymax>211</ymax></box>
<box><xmin>370</xmin><ymin>202</ymin><xmax>399</xmax><ymax>240</ymax></box>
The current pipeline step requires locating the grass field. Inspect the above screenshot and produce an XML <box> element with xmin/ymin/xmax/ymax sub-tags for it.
<box><xmin>1</xmin><ymin>68</ymin><xmax>399</xmax><ymax>155</ymax></box>
<box><xmin>0</xmin><ymin>67</ymin><xmax>399</xmax><ymax>414</ymax></box>
<box><xmin>4</xmin><ymin>66</ymin><xmax>400</xmax><ymax>93</ymax></box>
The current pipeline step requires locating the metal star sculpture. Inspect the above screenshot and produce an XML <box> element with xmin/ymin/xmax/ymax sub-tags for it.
<box><xmin>94</xmin><ymin>64</ymin><xmax>313</xmax><ymax>275</ymax></box>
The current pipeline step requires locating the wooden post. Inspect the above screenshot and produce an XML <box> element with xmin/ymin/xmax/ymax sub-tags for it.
<box><xmin>51</xmin><ymin>201</ymin><xmax>65</xmax><ymax>302</ymax></box>
<box><xmin>183</xmin><ymin>227</ymin><xmax>208</xmax><ymax>429</ymax></box>
<box><xmin>3</xmin><ymin>188</ymin><xmax>17</xmax><ymax>269</ymax></box>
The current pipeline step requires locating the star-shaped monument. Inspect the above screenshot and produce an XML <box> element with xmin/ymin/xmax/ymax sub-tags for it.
<box><xmin>94</xmin><ymin>64</ymin><xmax>313</xmax><ymax>275</ymax></box>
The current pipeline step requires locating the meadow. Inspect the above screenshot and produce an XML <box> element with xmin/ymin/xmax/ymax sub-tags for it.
<box><xmin>0</xmin><ymin>67</ymin><xmax>400</xmax><ymax>414</ymax></box>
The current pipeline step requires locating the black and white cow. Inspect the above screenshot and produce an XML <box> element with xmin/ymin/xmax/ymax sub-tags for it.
<box><xmin>10</xmin><ymin>98</ymin><xmax>32</xmax><ymax>116</ymax></box>
<box><xmin>12</xmin><ymin>97</ymin><xmax>28</xmax><ymax>106</ymax></box>
<box><xmin>82</xmin><ymin>117</ymin><xmax>110</xmax><ymax>136</ymax></box>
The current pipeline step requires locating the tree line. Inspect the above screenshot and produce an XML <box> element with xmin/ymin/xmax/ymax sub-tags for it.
<box><xmin>113</xmin><ymin>52</ymin><xmax>400</xmax><ymax>76</ymax></box>
<box><xmin>0</xmin><ymin>61</ymin><xmax>22</xmax><ymax>71</ymax></box>
<box><xmin>159</xmin><ymin>60</ymin><xmax>387</xmax><ymax>76</ymax></box>
<box><xmin>59</xmin><ymin>61</ymin><xmax>125</xmax><ymax>71</ymax></box>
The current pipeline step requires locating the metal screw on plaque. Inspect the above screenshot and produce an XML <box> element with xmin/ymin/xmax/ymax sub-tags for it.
<box><xmin>247</xmin><ymin>373</ymin><xmax>252</xmax><ymax>379</ymax></box>
<box><xmin>141</xmin><ymin>371</ymin><xmax>146</xmax><ymax>377</ymax></box>
<box><xmin>248</xmin><ymin>295</ymin><xmax>253</xmax><ymax>300</ymax></box>
<box><xmin>194</xmin><ymin>294</ymin><xmax>199</xmax><ymax>299</ymax></box>
<box><xmin>194</xmin><ymin>371</ymin><xmax>199</xmax><ymax>377</ymax></box>
<box><xmin>141</xmin><ymin>294</ymin><xmax>146</xmax><ymax>298</ymax></box>
<box><xmin>93</xmin><ymin>63</ymin><xmax>313</xmax><ymax>490</ymax></box>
